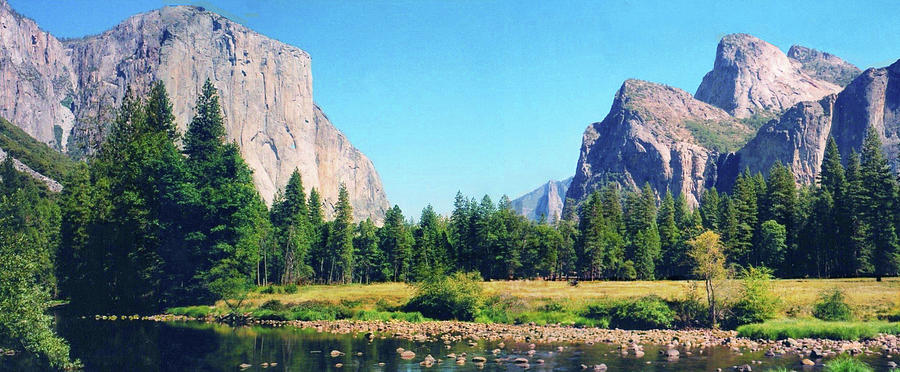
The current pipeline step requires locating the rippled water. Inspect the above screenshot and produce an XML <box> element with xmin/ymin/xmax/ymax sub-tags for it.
<box><xmin>2</xmin><ymin>318</ymin><xmax>897</xmax><ymax>371</ymax></box>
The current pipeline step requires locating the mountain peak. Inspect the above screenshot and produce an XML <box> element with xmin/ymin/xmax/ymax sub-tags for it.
<box><xmin>696</xmin><ymin>34</ymin><xmax>842</xmax><ymax>118</ymax></box>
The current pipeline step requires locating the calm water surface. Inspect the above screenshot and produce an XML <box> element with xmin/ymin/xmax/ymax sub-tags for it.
<box><xmin>2</xmin><ymin>317</ymin><xmax>898</xmax><ymax>371</ymax></box>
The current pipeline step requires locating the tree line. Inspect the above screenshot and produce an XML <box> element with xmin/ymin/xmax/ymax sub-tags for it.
<box><xmin>3</xmin><ymin>81</ymin><xmax>900</xmax><ymax>319</ymax></box>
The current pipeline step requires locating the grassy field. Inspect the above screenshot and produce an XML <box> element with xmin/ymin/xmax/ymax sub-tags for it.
<box><xmin>223</xmin><ymin>278</ymin><xmax>900</xmax><ymax>320</ymax></box>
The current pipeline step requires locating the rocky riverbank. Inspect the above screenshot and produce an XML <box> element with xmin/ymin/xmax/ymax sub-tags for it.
<box><xmin>135</xmin><ymin>314</ymin><xmax>900</xmax><ymax>363</ymax></box>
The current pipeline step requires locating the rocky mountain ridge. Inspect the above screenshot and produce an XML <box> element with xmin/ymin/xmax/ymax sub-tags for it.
<box><xmin>566</xmin><ymin>33</ymin><xmax>894</xmax><ymax>211</ymax></box>
<box><xmin>0</xmin><ymin>1</ymin><xmax>389</xmax><ymax>222</ymax></box>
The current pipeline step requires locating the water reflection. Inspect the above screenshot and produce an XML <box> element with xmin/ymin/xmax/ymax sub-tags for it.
<box><xmin>2</xmin><ymin>318</ymin><xmax>897</xmax><ymax>371</ymax></box>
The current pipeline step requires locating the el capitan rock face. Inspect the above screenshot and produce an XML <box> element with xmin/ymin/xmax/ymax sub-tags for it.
<box><xmin>511</xmin><ymin>177</ymin><xmax>572</xmax><ymax>222</ymax></box>
<box><xmin>0</xmin><ymin>0</ymin><xmax>75</xmax><ymax>150</ymax></box>
<box><xmin>695</xmin><ymin>34</ymin><xmax>842</xmax><ymax>118</ymax></box>
<box><xmin>565</xmin><ymin>79</ymin><xmax>751</xmax><ymax>207</ymax></box>
<box><xmin>0</xmin><ymin>2</ymin><xmax>388</xmax><ymax>222</ymax></box>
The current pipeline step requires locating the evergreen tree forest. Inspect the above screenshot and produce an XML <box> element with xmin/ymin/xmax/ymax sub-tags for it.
<box><xmin>0</xmin><ymin>81</ymin><xmax>899</xmax><ymax>327</ymax></box>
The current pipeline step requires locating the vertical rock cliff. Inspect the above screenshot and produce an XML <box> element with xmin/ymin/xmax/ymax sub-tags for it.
<box><xmin>511</xmin><ymin>177</ymin><xmax>572</xmax><ymax>222</ymax></box>
<box><xmin>0</xmin><ymin>2</ymin><xmax>389</xmax><ymax>222</ymax></box>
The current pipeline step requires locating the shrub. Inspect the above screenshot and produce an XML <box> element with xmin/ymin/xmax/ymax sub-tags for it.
<box><xmin>669</xmin><ymin>282</ymin><xmax>709</xmax><ymax>328</ymax></box>
<box><xmin>283</xmin><ymin>284</ymin><xmax>299</xmax><ymax>294</ymax></box>
<box><xmin>583</xmin><ymin>296</ymin><xmax>675</xmax><ymax>330</ymax></box>
<box><xmin>727</xmin><ymin>266</ymin><xmax>779</xmax><ymax>328</ymax></box>
<box><xmin>259</xmin><ymin>299</ymin><xmax>286</xmax><ymax>311</ymax></box>
<box><xmin>404</xmin><ymin>272</ymin><xmax>483</xmax><ymax>321</ymax></box>
<box><xmin>824</xmin><ymin>356</ymin><xmax>873</xmax><ymax>372</ymax></box>
<box><xmin>814</xmin><ymin>289</ymin><xmax>853</xmax><ymax>321</ymax></box>
<box><xmin>260</xmin><ymin>285</ymin><xmax>281</xmax><ymax>294</ymax></box>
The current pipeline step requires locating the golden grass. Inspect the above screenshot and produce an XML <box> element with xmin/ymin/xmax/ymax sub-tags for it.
<box><xmin>222</xmin><ymin>278</ymin><xmax>900</xmax><ymax>319</ymax></box>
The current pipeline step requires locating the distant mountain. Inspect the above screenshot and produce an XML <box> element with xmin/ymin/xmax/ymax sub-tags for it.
<box><xmin>0</xmin><ymin>0</ymin><xmax>388</xmax><ymax>222</ymax></box>
<box><xmin>511</xmin><ymin>177</ymin><xmax>573</xmax><ymax>222</ymax></box>
<box><xmin>565</xmin><ymin>33</ymin><xmax>897</xmax><ymax>209</ymax></box>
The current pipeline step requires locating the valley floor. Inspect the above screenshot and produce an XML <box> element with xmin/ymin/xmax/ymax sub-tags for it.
<box><xmin>226</xmin><ymin>278</ymin><xmax>900</xmax><ymax>320</ymax></box>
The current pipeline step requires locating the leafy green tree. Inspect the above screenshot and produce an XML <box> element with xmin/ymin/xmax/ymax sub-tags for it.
<box><xmin>0</xmin><ymin>191</ymin><xmax>80</xmax><ymax>370</ymax></box>
<box><xmin>687</xmin><ymin>230</ymin><xmax>728</xmax><ymax>329</ymax></box>
<box><xmin>757</xmin><ymin>220</ymin><xmax>786</xmax><ymax>270</ymax></box>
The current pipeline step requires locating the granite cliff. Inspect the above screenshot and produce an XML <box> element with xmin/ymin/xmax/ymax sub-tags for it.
<box><xmin>0</xmin><ymin>1</ymin><xmax>389</xmax><ymax>222</ymax></box>
<box><xmin>566</xmin><ymin>79</ymin><xmax>751</xmax><ymax>207</ymax></box>
<box><xmin>695</xmin><ymin>34</ymin><xmax>842</xmax><ymax>119</ymax></box>
<box><xmin>511</xmin><ymin>177</ymin><xmax>572</xmax><ymax>222</ymax></box>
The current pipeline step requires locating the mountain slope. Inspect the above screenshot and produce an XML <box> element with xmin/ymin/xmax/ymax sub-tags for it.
<box><xmin>0</xmin><ymin>1</ymin><xmax>389</xmax><ymax>222</ymax></box>
<box><xmin>511</xmin><ymin>177</ymin><xmax>572</xmax><ymax>222</ymax></box>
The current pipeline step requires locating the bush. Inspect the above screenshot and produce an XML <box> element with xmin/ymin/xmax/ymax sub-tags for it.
<box><xmin>814</xmin><ymin>289</ymin><xmax>853</xmax><ymax>321</ymax></box>
<box><xmin>736</xmin><ymin>319</ymin><xmax>900</xmax><ymax>340</ymax></box>
<box><xmin>404</xmin><ymin>272</ymin><xmax>483</xmax><ymax>321</ymax></box>
<box><xmin>824</xmin><ymin>356</ymin><xmax>873</xmax><ymax>372</ymax></box>
<box><xmin>583</xmin><ymin>296</ymin><xmax>675</xmax><ymax>330</ymax></box>
<box><xmin>283</xmin><ymin>284</ymin><xmax>299</xmax><ymax>294</ymax></box>
<box><xmin>259</xmin><ymin>299</ymin><xmax>286</xmax><ymax>311</ymax></box>
<box><xmin>727</xmin><ymin>266</ymin><xmax>779</xmax><ymax>328</ymax></box>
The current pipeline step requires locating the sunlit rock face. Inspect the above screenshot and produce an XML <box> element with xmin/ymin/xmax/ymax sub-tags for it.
<box><xmin>0</xmin><ymin>2</ymin><xmax>389</xmax><ymax>222</ymax></box>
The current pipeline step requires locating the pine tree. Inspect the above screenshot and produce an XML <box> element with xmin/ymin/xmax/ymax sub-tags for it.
<box><xmin>353</xmin><ymin>218</ymin><xmax>382</xmax><ymax>283</ymax></box>
<box><xmin>859</xmin><ymin>128</ymin><xmax>900</xmax><ymax>278</ymax></box>
<box><xmin>183</xmin><ymin>80</ymin><xmax>269</xmax><ymax>301</ymax></box>
<box><xmin>657</xmin><ymin>191</ymin><xmax>680</xmax><ymax>279</ymax></box>
<box><xmin>270</xmin><ymin>169</ymin><xmax>313</xmax><ymax>283</ymax></box>
<box><xmin>380</xmin><ymin>205</ymin><xmax>412</xmax><ymax>281</ymax></box>
<box><xmin>729</xmin><ymin>170</ymin><xmax>758</xmax><ymax>267</ymax></box>
<box><xmin>577</xmin><ymin>191</ymin><xmax>606</xmax><ymax>279</ymax></box>
<box><xmin>761</xmin><ymin>162</ymin><xmax>797</xmax><ymax>270</ymax></box>
<box><xmin>332</xmin><ymin>184</ymin><xmax>355</xmax><ymax>283</ymax></box>
<box><xmin>700</xmin><ymin>187</ymin><xmax>721</xmax><ymax>231</ymax></box>
<box><xmin>844</xmin><ymin>151</ymin><xmax>873</xmax><ymax>276</ymax></box>
<box><xmin>624</xmin><ymin>184</ymin><xmax>660</xmax><ymax>279</ymax></box>
<box><xmin>413</xmin><ymin>205</ymin><xmax>450</xmax><ymax>279</ymax></box>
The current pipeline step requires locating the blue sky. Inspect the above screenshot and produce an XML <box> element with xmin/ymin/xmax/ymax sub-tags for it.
<box><xmin>10</xmin><ymin>0</ymin><xmax>900</xmax><ymax>216</ymax></box>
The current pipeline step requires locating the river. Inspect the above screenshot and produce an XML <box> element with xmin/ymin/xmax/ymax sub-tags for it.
<box><xmin>2</xmin><ymin>317</ymin><xmax>897</xmax><ymax>371</ymax></box>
